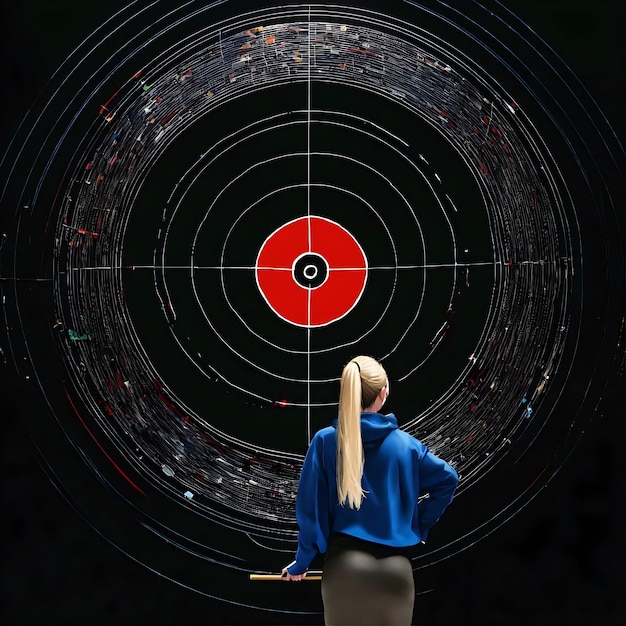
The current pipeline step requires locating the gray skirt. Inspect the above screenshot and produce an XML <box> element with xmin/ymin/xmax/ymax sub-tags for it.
<box><xmin>321</xmin><ymin>534</ymin><xmax>416</xmax><ymax>626</ymax></box>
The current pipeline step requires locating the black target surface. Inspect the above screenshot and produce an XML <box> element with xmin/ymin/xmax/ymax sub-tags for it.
<box><xmin>0</xmin><ymin>0</ymin><xmax>623</xmax><ymax>622</ymax></box>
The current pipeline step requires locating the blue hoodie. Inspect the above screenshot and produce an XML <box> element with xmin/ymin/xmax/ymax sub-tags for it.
<box><xmin>287</xmin><ymin>412</ymin><xmax>459</xmax><ymax>575</ymax></box>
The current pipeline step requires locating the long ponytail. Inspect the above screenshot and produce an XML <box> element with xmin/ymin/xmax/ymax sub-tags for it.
<box><xmin>336</xmin><ymin>356</ymin><xmax>388</xmax><ymax>509</ymax></box>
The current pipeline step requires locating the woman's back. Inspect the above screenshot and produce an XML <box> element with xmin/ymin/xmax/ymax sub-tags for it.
<box><xmin>310</xmin><ymin>412</ymin><xmax>457</xmax><ymax>548</ymax></box>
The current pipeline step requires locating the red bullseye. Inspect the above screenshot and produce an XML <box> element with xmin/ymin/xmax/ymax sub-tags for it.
<box><xmin>255</xmin><ymin>216</ymin><xmax>368</xmax><ymax>327</ymax></box>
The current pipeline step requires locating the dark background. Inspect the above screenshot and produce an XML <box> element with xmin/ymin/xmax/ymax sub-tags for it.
<box><xmin>1</xmin><ymin>1</ymin><xmax>624</xmax><ymax>624</ymax></box>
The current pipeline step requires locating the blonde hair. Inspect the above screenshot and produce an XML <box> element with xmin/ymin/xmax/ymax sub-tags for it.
<box><xmin>336</xmin><ymin>356</ymin><xmax>388</xmax><ymax>509</ymax></box>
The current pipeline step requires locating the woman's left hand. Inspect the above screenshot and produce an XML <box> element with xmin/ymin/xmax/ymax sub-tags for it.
<box><xmin>281</xmin><ymin>567</ymin><xmax>306</xmax><ymax>581</ymax></box>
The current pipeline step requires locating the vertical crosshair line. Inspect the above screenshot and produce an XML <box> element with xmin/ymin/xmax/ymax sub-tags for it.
<box><xmin>307</xmin><ymin>307</ymin><xmax>312</xmax><ymax>445</ymax></box>
<box><xmin>306</xmin><ymin>9</ymin><xmax>312</xmax><ymax>249</ymax></box>
<box><xmin>306</xmin><ymin>8</ymin><xmax>312</xmax><ymax>445</ymax></box>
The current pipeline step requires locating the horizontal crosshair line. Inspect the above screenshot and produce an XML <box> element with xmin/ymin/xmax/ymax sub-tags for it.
<box><xmin>79</xmin><ymin>261</ymin><xmax>506</xmax><ymax>271</ymax></box>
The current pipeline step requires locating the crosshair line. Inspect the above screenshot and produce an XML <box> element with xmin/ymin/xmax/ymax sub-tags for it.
<box><xmin>76</xmin><ymin>261</ymin><xmax>513</xmax><ymax>271</ymax></box>
<box><xmin>306</xmin><ymin>9</ymin><xmax>313</xmax><ymax>445</ymax></box>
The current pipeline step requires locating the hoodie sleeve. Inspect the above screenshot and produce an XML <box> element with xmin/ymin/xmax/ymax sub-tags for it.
<box><xmin>287</xmin><ymin>433</ymin><xmax>331</xmax><ymax>575</ymax></box>
<box><xmin>416</xmin><ymin>444</ymin><xmax>459</xmax><ymax>541</ymax></box>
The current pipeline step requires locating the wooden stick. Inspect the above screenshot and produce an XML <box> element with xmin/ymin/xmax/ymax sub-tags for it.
<box><xmin>249</xmin><ymin>571</ymin><xmax>323</xmax><ymax>581</ymax></box>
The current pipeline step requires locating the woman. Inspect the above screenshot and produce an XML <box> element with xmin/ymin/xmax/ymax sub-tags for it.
<box><xmin>282</xmin><ymin>356</ymin><xmax>459</xmax><ymax>626</ymax></box>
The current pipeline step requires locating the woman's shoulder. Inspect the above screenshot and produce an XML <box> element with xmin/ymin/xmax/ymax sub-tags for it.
<box><xmin>386</xmin><ymin>428</ymin><xmax>428</xmax><ymax>453</ymax></box>
<box><xmin>312</xmin><ymin>425</ymin><xmax>337</xmax><ymax>442</ymax></box>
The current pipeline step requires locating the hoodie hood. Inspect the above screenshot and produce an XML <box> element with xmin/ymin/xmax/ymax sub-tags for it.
<box><xmin>333</xmin><ymin>412</ymin><xmax>399</xmax><ymax>445</ymax></box>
